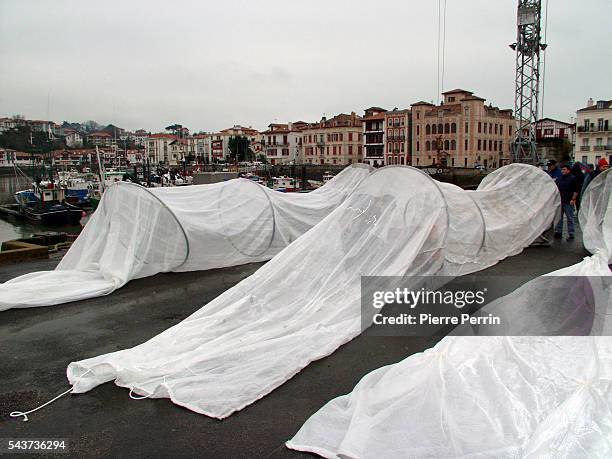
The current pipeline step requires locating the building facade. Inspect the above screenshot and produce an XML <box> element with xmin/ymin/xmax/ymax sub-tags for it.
<box><xmin>301</xmin><ymin>113</ymin><xmax>363</xmax><ymax>165</ymax></box>
<box><xmin>575</xmin><ymin>99</ymin><xmax>612</xmax><ymax>167</ymax></box>
<box><xmin>64</xmin><ymin>130</ymin><xmax>83</xmax><ymax>148</ymax></box>
<box><xmin>362</xmin><ymin>107</ymin><xmax>386</xmax><ymax>166</ymax></box>
<box><xmin>261</xmin><ymin>122</ymin><xmax>307</xmax><ymax>165</ymax></box>
<box><xmin>411</xmin><ymin>89</ymin><xmax>514</xmax><ymax>168</ymax></box>
<box><xmin>145</xmin><ymin>133</ymin><xmax>176</xmax><ymax>164</ymax></box>
<box><xmin>87</xmin><ymin>132</ymin><xmax>115</xmax><ymax>147</ymax></box>
<box><xmin>384</xmin><ymin>109</ymin><xmax>411</xmax><ymax>165</ymax></box>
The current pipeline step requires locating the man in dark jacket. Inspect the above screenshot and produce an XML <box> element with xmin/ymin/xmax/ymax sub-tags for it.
<box><xmin>547</xmin><ymin>159</ymin><xmax>562</xmax><ymax>179</ymax></box>
<box><xmin>570</xmin><ymin>162</ymin><xmax>585</xmax><ymax>212</ymax></box>
<box><xmin>554</xmin><ymin>164</ymin><xmax>578</xmax><ymax>240</ymax></box>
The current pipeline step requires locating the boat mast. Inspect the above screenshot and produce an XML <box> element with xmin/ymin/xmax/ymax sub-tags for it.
<box><xmin>96</xmin><ymin>146</ymin><xmax>105</xmax><ymax>195</ymax></box>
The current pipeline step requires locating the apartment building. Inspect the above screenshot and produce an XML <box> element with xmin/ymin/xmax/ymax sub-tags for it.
<box><xmin>384</xmin><ymin>109</ymin><xmax>411</xmax><ymax>165</ymax></box>
<box><xmin>532</xmin><ymin>117</ymin><xmax>575</xmax><ymax>162</ymax></box>
<box><xmin>218</xmin><ymin>125</ymin><xmax>261</xmax><ymax>160</ymax></box>
<box><xmin>362</xmin><ymin>107</ymin><xmax>386</xmax><ymax>166</ymax></box>
<box><xmin>575</xmin><ymin>98</ymin><xmax>612</xmax><ymax>167</ymax></box>
<box><xmin>411</xmin><ymin>89</ymin><xmax>514</xmax><ymax>168</ymax></box>
<box><xmin>261</xmin><ymin>121</ymin><xmax>307</xmax><ymax>165</ymax></box>
<box><xmin>301</xmin><ymin>113</ymin><xmax>363</xmax><ymax>165</ymax></box>
<box><xmin>87</xmin><ymin>131</ymin><xmax>115</xmax><ymax>147</ymax></box>
<box><xmin>145</xmin><ymin>133</ymin><xmax>176</xmax><ymax>164</ymax></box>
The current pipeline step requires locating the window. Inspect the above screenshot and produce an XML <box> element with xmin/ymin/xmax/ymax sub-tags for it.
<box><xmin>338</xmin><ymin>146</ymin><xmax>342</xmax><ymax>154</ymax></box>
<box><xmin>464</xmin><ymin>157</ymin><xmax>468</xmax><ymax>167</ymax></box>
<box><xmin>489</xmin><ymin>123</ymin><xmax>492</xmax><ymax>134</ymax></box>
<box><xmin>494</xmin><ymin>124</ymin><xmax>498</xmax><ymax>135</ymax></box>
<box><xmin>432</xmin><ymin>124</ymin><xmax>437</xmax><ymax>134</ymax></box>
<box><xmin>444</xmin><ymin>123</ymin><xmax>450</xmax><ymax>134</ymax></box>
<box><xmin>582</xmin><ymin>155</ymin><xmax>588</xmax><ymax>163</ymax></box>
<box><xmin>494</xmin><ymin>140</ymin><xmax>497</xmax><ymax>151</ymax></box>
<box><xmin>333</xmin><ymin>146</ymin><xmax>337</xmax><ymax>155</ymax></box>
<box><xmin>348</xmin><ymin>132</ymin><xmax>353</xmax><ymax>141</ymax></box>
<box><xmin>426</xmin><ymin>124</ymin><xmax>431</xmax><ymax>135</ymax></box>
<box><xmin>451</xmin><ymin>139</ymin><xmax>456</xmax><ymax>150</ymax></box>
<box><xmin>478</xmin><ymin>139</ymin><xmax>481</xmax><ymax>150</ymax></box>
<box><xmin>339</xmin><ymin>133</ymin><xmax>343</xmax><ymax>141</ymax></box>
<box><xmin>426</xmin><ymin>140</ymin><xmax>430</xmax><ymax>151</ymax></box>
<box><xmin>509</xmin><ymin>125</ymin><xmax>512</xmax><ymax>136</ymax></box>
<box><xmin>438</xmin><ymin>123</ymin><xmax>443</xmax><ymax>133</ymax></box>
<box><xmin>478</xmin><ymin>122</ymin><xmax>482</xmax><ymax>133</ymax></box>
<box><xmin>348</xmin><ymin>145</ymin><xmax>353</xmax><ymax>155</ymax></box>
<box><xmin>401</xmin><ymin>142</ymin><xmax>404</xmax><ymax>152</ymax></box>
<box><xmin>597</xmin><ymin>118</ymin><xmax>604</xmax><ymax>131</ymax></box>
<box><xmin>358</xmin><ymin>145</ymin><xmax>363</xmax><ymax>155</ymax></box>
<box><xmin>483</xmin><ymin>140</ymin><xmax>487</xmax><ymax>151</ymax></box>
<box><xmin>417</xmin><ymin>112</ymin><xmax>420</xmax><ymax>119</ymax></box>
<box><xmin>451</xmin><ymin>122</ymin><xmax>456</xmax><ymax>133</ymax></box>
<box><xmin>465</xmin><ymin>122</ymin><xmax>469</xmax><ymax>133</ymax></box>
<box><xmin>489</xmin><ymin>140</ymin><xmax>493</xmax><ymax>150</ymax></box>
<box><xmin>464</xmin><ymin>139</ymin><xmax>468</xmax><ymax>151</ymax></box>
<box><xmin>448</xmin><ymin>96</ymin><xmax>455</xmax><ymax>102</ymax></box>
<box><xmin>444</xmin><ymin>139</ymin><xmax>449</xmax><ymax>150</ymax></box>
<box><xmin>417</xmin><ymin>125</ymin><xmax>420</xmax><ymax>135</ymax></box>
<box><xmin>416</xmin><ymin>141</ymin><xmax>420</xmax><ymax>151</ymax></box>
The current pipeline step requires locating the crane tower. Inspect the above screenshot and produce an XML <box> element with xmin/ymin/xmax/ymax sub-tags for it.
<box><xmin>509</xmin><ymin>0</ymin><xmax>547</xmax><ymax>164</ymax></box>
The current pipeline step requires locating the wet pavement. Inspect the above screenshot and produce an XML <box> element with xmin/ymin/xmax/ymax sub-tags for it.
<box><xmin>0</xmin><ymin>232</ymin><xmax>591</xmax><ymax>458</ymax></box>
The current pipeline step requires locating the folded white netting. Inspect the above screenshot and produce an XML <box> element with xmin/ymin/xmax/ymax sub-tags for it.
<box><xmin>66</xmin><ymin>164</ymin><xmax>558</xmax><ymax>419</ymax></box>
<box><xmin>0</xmin><ymin>164</ymin><xmax>370</xmax><ymax>310</ymax></box>
<box><xmin>287</xmin><ymin>169</ymin><xmax>612</xmax><ymax>459</ymax></box>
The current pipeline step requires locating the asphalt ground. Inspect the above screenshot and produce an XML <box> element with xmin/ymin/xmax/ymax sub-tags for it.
<box><xmin>0</xmin><ymin>230</ymin><xmax>591</xmax><ymax>458</ymax></box>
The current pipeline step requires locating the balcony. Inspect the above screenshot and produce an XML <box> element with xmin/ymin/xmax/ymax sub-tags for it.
<box><xmin>578</xmin><ymin>125</ymin><xmax>611</xmax><ymax>133</ymax></box>
<box><xmin>580</xmin><ymin>146</ymin><xmax>591</xmax><ymax>151</ymax></box>
<box><xmin>594</xmin><ymin>145</ymin><xmax>607</xmax><ymax>151</ymax></box>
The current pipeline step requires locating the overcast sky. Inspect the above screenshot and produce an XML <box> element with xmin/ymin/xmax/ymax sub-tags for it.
<box><xmin>0</xmin><ymin>0</ymin><xmax>609</xmax><ymax>132</ymax></box>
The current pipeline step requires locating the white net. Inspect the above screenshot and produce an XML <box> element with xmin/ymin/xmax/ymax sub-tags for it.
<box><xmin>0</xmin><ymin>164</ymin><xmax>370</xmax><ymax>310</ymax></box>
<box><xmin>65</xmin><ymin>164</ymin><xmax>559</xmax><ymax>419</ymax></box>
<box><xmin>287</xmin><ymin>169</ymin><xmax>612</xmax><ymax>459</ymax></box>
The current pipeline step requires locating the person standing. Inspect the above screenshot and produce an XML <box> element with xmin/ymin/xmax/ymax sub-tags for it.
<box><xmin>582</xmin><ymin>157</ymin><xmax>609</xmax><ymax>195</ymax></box>
<box><xmin>547</xmin><ymin>159</ymin><xmax>562</xmax><ymax>179</ymax></box>
<box><xmin>554</xmin><ymin>164</ymin><xmax>578</xmax><ymax>240</ymax></box>
<box><xmin>570</xmin><ymin>162</ymin><xmax>585</xmax><ymax>212</ymax></box>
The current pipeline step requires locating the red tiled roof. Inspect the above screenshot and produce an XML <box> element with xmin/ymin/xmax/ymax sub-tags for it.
<box><xmin>89</xmin><ymin>132</ymin><xmax>112</xmax><ymax>137</ymax></box>
<box><xmin>442</xmin><ymin>89</ymin><xmax>473</xmax><ymax>95</ymax></box>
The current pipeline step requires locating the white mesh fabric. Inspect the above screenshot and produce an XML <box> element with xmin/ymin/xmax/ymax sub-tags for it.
<box><xmin>580</xmin><ymin>168</ymin><xmax>611</xmax><ymax>262</ymax></box>
<box><xmin>0</xmin><ymin>164</ymin><xmax>370</xmax><ymax>310</ymax></box>
<box><xmin>66</xmin><ymin>164</ymin><xmax>559</xmax><ymax>419</ymax></box>
<box><xmin>287</xmin><ymin>168</ymin><xmax>612</xmax><ymax>459</ymax></box>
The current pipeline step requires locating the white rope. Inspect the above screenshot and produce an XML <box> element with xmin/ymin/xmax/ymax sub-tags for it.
<box><xmin>129</xmin><ymin>388</ymin><xmax>153</xmax><ymax>400</ymax></box>
<box><xmin>9</xmin><ymin>369</ymin><xmax>92</xmax><ymax>422</ymax></box>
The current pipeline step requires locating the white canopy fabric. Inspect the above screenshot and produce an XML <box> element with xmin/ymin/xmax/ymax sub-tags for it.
<box><xmin>0</xmin><ymin>164</ymin><xmax>370</xmax><ymax>311</ymax></box>
<box><xmin>287</xmin><ymin>169</ymin><xmax>612</xmax><ymax>459</ymax></box>
<box><xmin>66</xmin><ymin>164</ymin><xmax>558</xmax><ymax>419</ymax></box>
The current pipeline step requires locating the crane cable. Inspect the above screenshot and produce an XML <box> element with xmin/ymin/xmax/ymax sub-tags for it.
<box><xmin>540</xmin><ymin>0</ymin><xmax>549</xmax><ymax>120</ymax></box>
<box><xmin>436</xmin><ymin>0</ymin><xmax>448</xmax><ymax>104</ymax></box>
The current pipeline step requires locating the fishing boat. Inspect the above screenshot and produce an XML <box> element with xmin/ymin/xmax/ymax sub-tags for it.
<box><xmin>272</xmin><ymin>176</ymin><xmax>301</xmax><ymax>192</ymax></box>
<box><xmin>322</xmin><ymin>171</ymin><xmax>335</xmax><ymax>184</ymax></box>
<box><xmin>15</xmin><ymin>181</ymin><xmax>84</xmax><ymax>225</ymax></box>
<box><xmin>58</xmin><ymin>171</ymin><xmax>95</xmax><ymax>207</ymax></box>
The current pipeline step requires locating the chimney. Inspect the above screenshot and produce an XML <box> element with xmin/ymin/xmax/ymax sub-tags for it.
<box><xmin>587</xmin><ymin>98</ymin><xmax>594</xmax><ymax>107</ymax></box>
<box><xmin>288</xmin><ymin>122</ymin><xmax>293</xmax><ymax>130</ymax></box>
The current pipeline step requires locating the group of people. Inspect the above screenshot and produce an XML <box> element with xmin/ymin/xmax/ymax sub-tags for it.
<box><xmin>547</xmin><ymin>157</ymin><xmax>609</xmax><ymax>240</ymax></box>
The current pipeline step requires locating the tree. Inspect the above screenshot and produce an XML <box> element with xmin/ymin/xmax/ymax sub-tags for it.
<box><xmin>228</xmin><ymin>135</ymin><xmax>251</xmax><ymax>163</ymax></box>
